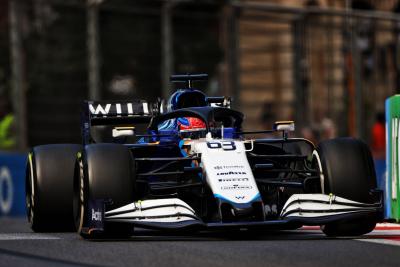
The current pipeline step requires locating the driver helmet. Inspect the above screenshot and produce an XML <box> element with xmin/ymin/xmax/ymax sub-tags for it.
<box><xmin>177</xmin><ymin>117</ymin><xmax>206</xmax><ymax>130</ymax></box>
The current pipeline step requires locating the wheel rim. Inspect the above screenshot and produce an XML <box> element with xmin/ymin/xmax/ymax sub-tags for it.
<box><xmin>26</xmin><ymin>153</ymin><xmax>35</xmax><ymax>226</ymax></box>
<box><xmin>73</xmin><ymin>158</ymin><xmax>85</xmax><ymax>233</ymax></box>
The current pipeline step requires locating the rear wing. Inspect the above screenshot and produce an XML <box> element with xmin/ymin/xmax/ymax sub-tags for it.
<box><xmin>84</xmin><ymin>100</ymin><xmax>156</xmax><ymax>126</ymax></box>
<box><xmin>80</xmin><ymin>97</ymin><xmax>231</xmax><ymax>144</ymax></box>
<box><xmin>82</xmin><ymin>100</ymin><xmax>158</xmax><ymax>145</ymax></box>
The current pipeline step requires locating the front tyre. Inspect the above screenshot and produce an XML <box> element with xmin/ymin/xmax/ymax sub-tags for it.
<box><xmin>74</xmin><ymin>144</ymin><xmax>136</xmax><ymax>239</ymax></box>
<box><xmin>26</xmin><ymin>144</ymin><xmax>82</xmax><ymax>232</ymax></box>
<box><xmin>315</xmin><ymin>138</ymin><xmax>378</xmax><ymax>237</ymax></box>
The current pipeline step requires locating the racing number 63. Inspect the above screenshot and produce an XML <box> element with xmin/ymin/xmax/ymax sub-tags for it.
<box><xmin>207</xmin><ymin>141</ymin><xmax>236</xmax><ymax>151</ymax></box>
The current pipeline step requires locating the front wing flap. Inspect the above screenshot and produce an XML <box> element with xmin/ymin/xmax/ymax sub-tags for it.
<box><xmin>280</xmin><ymin>193</ymin><xmax>382</xmax><ymax>218</ymax></box>
<box><xmin>105</xmin><ymin>198</ymin><xmax>200</xmax><ymax>223</ymax></box>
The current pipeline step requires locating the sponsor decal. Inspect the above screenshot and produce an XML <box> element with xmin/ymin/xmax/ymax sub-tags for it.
<box><xmin>221</xmin><ymin>185</ymin><xmax>252</xmax><ymax>190</ymax></box>
<box><xmin>91</xmin><ymin>209</ymin><xmax>102</xmax><ymax>222</ymax></box>
<box><xmin>89</xmin><ymin>104</ymin><xmax>112</xmax><ymax>115</ymax></box>
<box><xmin>235</xmin><ymin>196</ymin><xmax>245</xmax><ymax>200</ymax></box>
<box><xmin>217</xmin><ymin>171</ymin><xmax>247</xmax><ymax>176</ymax></box>
<box><xmin>218</xmin><ymin>178</ymin><xmax>249</xmax><ymax>182</ymax></box>
<box><xmin>88</xmin><ymin>199</ymin><xmax>104</xmax><ymax>230</ymax></box>
<box><xmin>207</xmin><ymin>141</ymin><xmax>236</xmax><ymax>151</ymax></box>
<box><xmin>89</xmin><ymin>102</ymin><xmax>149</xmax><ymax>116</ymax></box>
<box><xmin>214</xmin><ymin>165</ymin><xmax>245</xmax><ymax>170</ymax></box>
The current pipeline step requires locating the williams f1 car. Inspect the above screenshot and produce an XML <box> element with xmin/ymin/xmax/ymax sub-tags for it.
<box><xmin>26</xmin><ymin>74</ymin><xmax>383</xmax><ymax>239</ymax></box>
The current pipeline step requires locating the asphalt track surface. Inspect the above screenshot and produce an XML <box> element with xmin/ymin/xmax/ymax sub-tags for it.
<box><xmin>0</xmin><ymin>218</ymin><xmax>399</xmax><ymax>267</ymax></box>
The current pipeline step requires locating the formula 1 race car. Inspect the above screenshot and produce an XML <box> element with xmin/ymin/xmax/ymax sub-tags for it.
<box><xmin>26</xmin><ymin>74</ymin><xmax>383</xmax><ymax>239</ymax></box>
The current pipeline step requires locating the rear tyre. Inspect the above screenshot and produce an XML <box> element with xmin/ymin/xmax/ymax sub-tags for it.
<box><xmin>74</xmin><ymin>144</ymin><xmax>136</xmax><ymax>239</ymax></box>
<box><xmin>26</xmin><ymin>144</ymin><xmax>82</xmax><ymax>232</ymax></box>
<box><xmin>315</xmin><ymin>138</ymin><xmax>378</xmax><ymax>236</ymax></box>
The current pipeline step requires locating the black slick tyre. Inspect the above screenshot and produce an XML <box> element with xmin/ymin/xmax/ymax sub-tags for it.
<box><xmin>74</xmin><ymin>144</ymin><xmax>136</xmax><ymax>239</ymax></box>
<box><xmin>315</xmin><ymin>138</ymin><xmax>378</xmax><ymax>236</ymax></box>
<box><xmin>26</xmin><ymin>144</ymin><xmax>82</xmax><ymax>232</ymax></box>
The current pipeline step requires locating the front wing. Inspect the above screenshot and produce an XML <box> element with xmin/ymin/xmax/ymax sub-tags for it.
<box><xmin>81</xmin><ymin>193</ymin><xmax>383</xmax><ymax>235</ymax></box>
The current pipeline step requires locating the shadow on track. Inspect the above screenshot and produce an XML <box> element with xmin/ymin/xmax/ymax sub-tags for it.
<box><xmin>88</xmin><ymin>228</ymin><xmax>351</xmax><ymax>242</ymax></box>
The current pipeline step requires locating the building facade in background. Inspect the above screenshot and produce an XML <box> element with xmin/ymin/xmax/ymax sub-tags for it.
<box><xmin>0</xmin><ymin>0</ymin><xmax>400</xmax><ymax>148</ymax></box>
<box><xmin>237</xmin><ymin>0</ymin><xmax>400</xmax><ymax>141</ymax></box>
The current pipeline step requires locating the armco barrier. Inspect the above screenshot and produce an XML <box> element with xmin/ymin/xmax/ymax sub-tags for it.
<box><xmin>386</xmin><ymin>95</ymin><xmax>400</xmax><ymax>221</ymax></box>
<box><xmin>0</xmin><ymin>152</ymin><xmax>27</xmax><ymax>216</ymax></box>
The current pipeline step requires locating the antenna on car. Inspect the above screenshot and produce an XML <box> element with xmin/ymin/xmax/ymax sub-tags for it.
<box><xmin>170</xmin><ymin>73</ymin><xmax>208</xmax><ymax>89</ymax></box>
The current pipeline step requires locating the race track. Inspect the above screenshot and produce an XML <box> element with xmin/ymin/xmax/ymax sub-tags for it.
<box><xmin>0</xmin><ymin>218</ymin><xmax>399</xmax><ymax>267</ymax></box>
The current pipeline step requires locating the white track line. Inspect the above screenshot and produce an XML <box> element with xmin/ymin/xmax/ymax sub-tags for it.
<box><xmin>0</xmin><ymin>233</ymin><xmax>60</xmax><ymax>241</ymax></box>
<box><xmin>356</xmin><ymin>239</ymin><xmax>400</xmax><ymax>247</ymax></box>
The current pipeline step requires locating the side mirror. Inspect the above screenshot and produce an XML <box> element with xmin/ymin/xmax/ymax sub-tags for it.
<box><xmin>112</xmin><ymin>126</ymin><xmax>135</xmax><ymax>138</ymax></box>
<box><xmin>206</xmin><ymin>97</ymin><xmax>231</xmax><ymax>108</ymax></box>
<box><xmin>273</xmin><ymin>121</ymin><xmax>295</xmax><ymax>132</ymax></box>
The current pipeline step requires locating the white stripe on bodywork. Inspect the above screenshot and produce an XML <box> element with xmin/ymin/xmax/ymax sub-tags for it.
<box><xmin>105</xmin><ymin>198</ymin><xmax>197</xmax><ymax>223</ymax></box>
<box><xmin>281</xmin><ymin>194</ymin><xmax>379</xmax><ymax>218</ymax></box>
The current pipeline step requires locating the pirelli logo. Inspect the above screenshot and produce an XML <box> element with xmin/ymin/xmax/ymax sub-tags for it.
<box><xmin>89</xmin><ymin>102</ymin><xmax>150</xmax><ymax>117</ymax></box>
